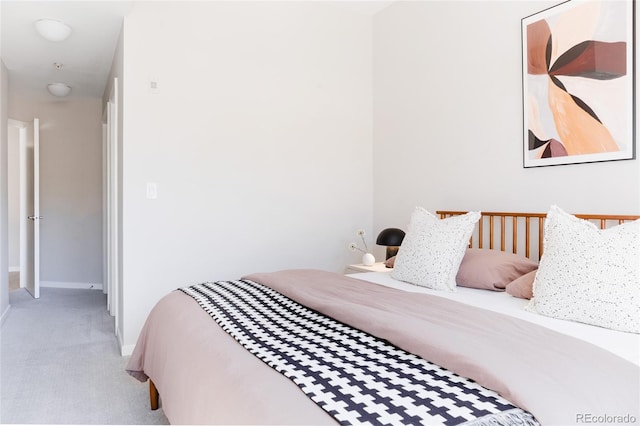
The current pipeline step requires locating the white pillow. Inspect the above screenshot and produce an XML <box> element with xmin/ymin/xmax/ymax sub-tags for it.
<box><xmin>527</xmin><ymin>205</ymin><xmax>640</xmax><ymax>333</ymax></box>
<box><xmin>391</xmin><ymin>208</ymin><xmax>481</xmax><ymax>291</ymax></box>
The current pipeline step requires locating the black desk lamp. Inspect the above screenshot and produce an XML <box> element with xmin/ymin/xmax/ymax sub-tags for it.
<box><xmin>376</xmin><ymin>228</ymin><xmax>406</xmax><ymax>262</ymax></box>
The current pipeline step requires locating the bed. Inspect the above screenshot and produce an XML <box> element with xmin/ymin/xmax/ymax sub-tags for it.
<box><xmin>127</xmin><ymin>207</ymin><xmax>640</xmax><ymax>425</ymax></box>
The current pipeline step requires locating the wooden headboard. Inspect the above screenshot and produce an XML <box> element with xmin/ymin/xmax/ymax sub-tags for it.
<box><xmin>436</xmin><ymin>210</ymin><xmax>640</xmax><ymax>262</ymax></box>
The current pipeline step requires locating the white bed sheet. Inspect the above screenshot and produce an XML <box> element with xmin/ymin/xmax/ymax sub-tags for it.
<box><xmin>352</xmin><ymin>271</ymin><xmax>640</xmax><ymax>366</ymax></box>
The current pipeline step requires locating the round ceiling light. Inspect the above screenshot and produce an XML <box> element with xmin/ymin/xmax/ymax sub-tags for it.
<box><xmin>35</xmin><ymin>19</ymin><xmax>72</xmax><ymax>42</ymax></box>
<box><xmin>47</xmin><ymin>83</ymin><xmax>72</xmax><ymax>97</ymax></box>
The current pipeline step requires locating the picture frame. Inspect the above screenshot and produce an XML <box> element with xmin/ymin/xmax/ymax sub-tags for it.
<box><xmin>521</xmin><ymin>0</ymin><xmax>635</xmax><ymax>167</ymax></box>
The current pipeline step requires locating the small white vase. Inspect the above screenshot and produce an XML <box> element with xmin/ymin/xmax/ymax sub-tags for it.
<box><xmin>362</xmin><ymin>253</ymin><xmax>375</xmax><ymax>266</ymax></box>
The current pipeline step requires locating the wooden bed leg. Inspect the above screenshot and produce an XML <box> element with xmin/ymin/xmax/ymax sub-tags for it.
<box><xmin>149</xmin><ymin>379</ymin><xmax>160</xmax><ymax>410</ymax></box>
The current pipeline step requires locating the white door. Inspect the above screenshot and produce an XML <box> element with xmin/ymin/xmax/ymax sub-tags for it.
<box><xmin>104</xmin><ymin>77</ymin><xmax>119</xmax><ymax>324</ymax></box>
<box><xmin>24</xmin><ymin>119</ymin><xmax>40</xmax><ymax>299</ymax></box>
<box><xmin>108</xmin><ymin>97</ymin><xmax>118</xmax><ymax>320</ymax></box>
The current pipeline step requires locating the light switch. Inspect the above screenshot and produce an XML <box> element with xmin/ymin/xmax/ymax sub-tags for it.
<box><xmin>146</xmin><ymin>182</ymin><xmax>158</xmax><ymax>199</ymax></box>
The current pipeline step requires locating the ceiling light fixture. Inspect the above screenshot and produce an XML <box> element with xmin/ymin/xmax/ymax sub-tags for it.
<box><xmin>35</xmin><ymin>18</ymin><xmax>72</xmax><ymax>42</ymax></box>
<box><xmin>47</xmin><ymin>83</ymin><xmax>72</xmax><ymax>97</ymax></box>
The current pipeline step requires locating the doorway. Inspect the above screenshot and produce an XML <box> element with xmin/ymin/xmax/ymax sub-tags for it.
<box><xmin>7</xmin><ymin>118</ymin><xmax>40</xmax><ymax>299</ymax></box>
<box><xmin>7</xmin><ymin>125</ymin><xmax>20</xmax><ymax>291</ymax></box>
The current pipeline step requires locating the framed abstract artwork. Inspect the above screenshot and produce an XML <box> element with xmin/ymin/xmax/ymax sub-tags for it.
<box><xmin>522</xmin><ymin>0</ymin><xmax>635</xmax><ymax>167</ymax></box>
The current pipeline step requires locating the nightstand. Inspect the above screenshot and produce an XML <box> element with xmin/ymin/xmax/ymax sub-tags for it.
<box><xmin>345</xmin><ymin>262</ymin><xmax>391</xmax><ymax>274</ymax></box>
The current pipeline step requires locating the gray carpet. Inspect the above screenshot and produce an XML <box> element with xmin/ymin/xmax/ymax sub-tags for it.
<box><xmin>0</xmin><ymin>288</ymin><xmax>169</xmax><ymax>424</ymax></box>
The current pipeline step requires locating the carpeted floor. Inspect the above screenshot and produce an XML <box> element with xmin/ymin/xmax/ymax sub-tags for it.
<box><xmin>0</xmin><ymin>288</ymin><xmax>169</xmax><ymax>424</ymax></box>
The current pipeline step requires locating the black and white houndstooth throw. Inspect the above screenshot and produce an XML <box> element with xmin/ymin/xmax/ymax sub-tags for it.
<box><xmin>180</xmin><ymin>280</ymin><xmax>538</xmax><ymax>426</ymax></box>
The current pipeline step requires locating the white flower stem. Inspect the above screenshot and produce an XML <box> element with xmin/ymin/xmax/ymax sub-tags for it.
<box><xmin>360</xmin><ymin>234</ymin><xmax>369</xmax><ymax>252</ymax></box>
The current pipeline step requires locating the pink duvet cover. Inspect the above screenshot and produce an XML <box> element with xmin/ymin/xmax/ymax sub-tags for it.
<box><xmin>127</xmin><ymin>269</ymin><xmax>640</xmax><ymax>425</ymax></box>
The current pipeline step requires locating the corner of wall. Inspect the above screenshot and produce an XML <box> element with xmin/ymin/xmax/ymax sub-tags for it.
<box><xmin>0</xmin><ymin>59</ymin><xmax>11</xmax><ymax>318</ymax></box>
<box><xmin>0</xmin><ymin>303</ymin><xmax>11</xmax><ymax>327</ymax></box>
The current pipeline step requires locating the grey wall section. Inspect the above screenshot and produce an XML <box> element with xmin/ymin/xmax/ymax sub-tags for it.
<box><xmin>1</xmin><ymin>59</ymin><xmax>10</xmax><ymax>322</ymax></box>
<box><xmin>8</xmin><ymin>96</ymin><xmax>104</xmax><ymax>287</ymax></box>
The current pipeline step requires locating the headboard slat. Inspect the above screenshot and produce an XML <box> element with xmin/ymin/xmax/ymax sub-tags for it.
<box><xmin>500</xmin><ymin>216</ymin><xmax>506</xmax><ymax>252</ymax></box>
<box><xmin>489</xmin><ymin>216</ymin><xmax>495</xmax><ymax>250</ymax></box>
<box><xmin>512</xmin><ymin>216</ymin><xmax>517</xmax><ymax>255</ymax></box>
<box><xmin>538</xmin><ymin>218</ymin><xmax>544</xmax><ymax>258</ymax></box>
<box><xmin>525</xmin><ymin>217</ymin><xmax>531</xmax><ymax>259</ymax></box>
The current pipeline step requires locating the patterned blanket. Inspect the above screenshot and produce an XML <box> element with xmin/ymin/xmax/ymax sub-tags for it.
<box><xmin>180</xmin><ymin>280</ymin><xmax>538</xmax><ymax>426</ymax></box>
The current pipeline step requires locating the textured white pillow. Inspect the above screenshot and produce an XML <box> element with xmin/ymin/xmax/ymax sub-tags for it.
<box><xmin>391</xmin><ymin>208</ymin><xmax>481</xmax><ymax>291</ymax></box>
<box><xmin>527</xmin><ymin>205</ymin><xmax>640</xmax><ymax>333</ymax></box>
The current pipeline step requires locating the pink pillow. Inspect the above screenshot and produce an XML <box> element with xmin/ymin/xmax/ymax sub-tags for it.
<box><xmin>456</xmin><ymin>249</ymin><xmax>538</xmax><ymax>291</ymax></box>
<box><xmin>506</xmin><ymin>270</ymin><xmax>537</xmax><ymax>299</ymax></box>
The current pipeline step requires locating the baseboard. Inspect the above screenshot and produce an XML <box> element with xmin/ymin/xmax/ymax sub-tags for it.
<box><xmin>40</xmin><ymin>281</ymin><xmax>104</xmax><ymax>291</ymax></box>
<box><xmin>1</xmin><ymin>304</ymin><xmax>11</xmax><ymax>327</ymax></box>
<box><xmin>8</xmin><ymin>266</ymin><xmax>20</xmax><ymax>272</ymax></box>
<box><xmin>119</xmin><ymin>334</ymin><xmax>135</xmax><ymax>356</ymax></box>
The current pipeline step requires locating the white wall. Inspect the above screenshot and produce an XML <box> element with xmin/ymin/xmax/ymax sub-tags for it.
<box><xmin>117</xmin><ymin>1</ymin><xmax>373</xmax><ymax>351</ymax></box>
<box><xmin>1</xmin><ymin>59</ymin><xmax>10</xmax><ymax>323</ymax></box>
<box><xmin>372</xmin><ymin>1</ymin><xmax>640</xmax><ymax>236</ymax></box>
<box><xmin>8</xmin><ymin>96</ymin><xmax>104</xmax><ymax>288</ymax></box>
<box><xmin>113</xmin><ymin>0</ymin><xmax>639</xmax><ymax>353</ymax></box>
